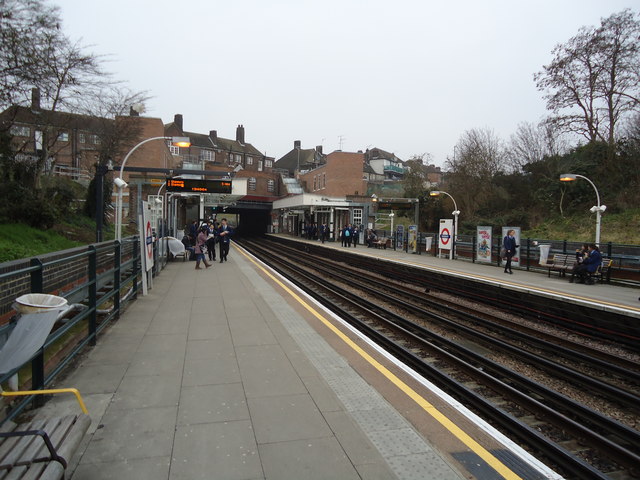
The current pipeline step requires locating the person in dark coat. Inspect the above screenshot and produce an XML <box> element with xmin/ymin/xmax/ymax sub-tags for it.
<box><xmin>205</xmin><ymin>221</ymin><xmax>217</xmax><ymax>262</ymax></box>
<box><xmin>320</xmin><ymin>223</ymin><xmax>328</xmax><ymax>243</ymax></box>
<box><xmin>503</xmin><ymin>229</ymin><xmax>518</xmax><ymax>274</ymax></box>
<box><xmin>569</xmin><ymin>244</ymin><xmax>602</xmax><ymax>284</ymax></box>
<box><xmin>217</xmin><ymin>218</ymin><xmax>233</xmax><ymax>262</ymax></box>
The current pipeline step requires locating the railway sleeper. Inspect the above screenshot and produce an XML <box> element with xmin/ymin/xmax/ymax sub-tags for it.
<box><xmin>557</xmin><ymin>439</ymin><xmax>593</xmax><ymax>453</ymax></box>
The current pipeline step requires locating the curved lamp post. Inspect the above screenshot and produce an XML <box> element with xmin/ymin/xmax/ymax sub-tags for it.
<box><xmin>115</xmin><ymin>136</ymin><xmax>190</xmax><ymax>241</ymax></box>
<box><xmin>559</xmin><ymin>173</ymin><xmax>606</xmax><ymax>246</ymax></box>
<box><xmin>430</xmin><ymin>190</ymin><xmax>460</xmax><ymax>259</ymax></box>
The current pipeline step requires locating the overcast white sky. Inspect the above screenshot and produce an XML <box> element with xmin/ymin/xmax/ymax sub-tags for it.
<box><xmin>53</xmin><ymin>0</ymin><xmax>635</xmax><ymax>166</ymax></box>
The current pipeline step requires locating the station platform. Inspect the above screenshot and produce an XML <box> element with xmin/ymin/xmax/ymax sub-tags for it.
<box><xmin>37</xmin><ymin>239</ymin><xmax>572</xmax><ymax>480</ymax></box>
<box><xmin>273</xmin><ymin>234</ymin><xmax>640</xmax><ymax>319</ymax></box>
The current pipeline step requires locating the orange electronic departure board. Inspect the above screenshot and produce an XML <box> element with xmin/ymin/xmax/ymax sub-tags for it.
<box><xmin>166</xmin><ymin>179</ymin><xmax>232</xmax><ymax>194</ymax></box>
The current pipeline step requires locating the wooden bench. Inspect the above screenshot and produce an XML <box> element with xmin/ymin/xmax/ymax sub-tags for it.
<box><xmin>0</xmin><ymin>389</ymin><xmax>90</xmax><ymax>480</ymax></box>
<box><xmin>372</xmin><ymin>238</ymin><xmax>391</xmax><ymax>249</ymax></box>
<box><xmin>587</xmin><ymin>258</ymin><xmax>613</xmax><ymax>284</ymax></box>
<box><xmin>540</xmin><ymin>253</ymin><xmax>574</xmax><ymax>277</ymax></box>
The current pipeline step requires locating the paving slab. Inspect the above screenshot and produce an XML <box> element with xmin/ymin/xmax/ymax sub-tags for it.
<box><xmin>48</xmin><ymin>246</ymin><xmax>472</xmax><ymax>480</ymax></box>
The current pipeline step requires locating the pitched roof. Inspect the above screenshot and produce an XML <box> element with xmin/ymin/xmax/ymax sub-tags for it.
<box><xmin>164</xmin><ymin>122</ymin><xmax>265</xmax><ymax>157</ymax></box>
<box><xmin>365</xmin><ymin>147</ymin><xmax>403</xmax><ymax>163</ymax></box>
<box><xmin>0</xmin><ymin>105</ymin><xmax>113</xmax><ymax>132</ymax></box>
<box><xmin>275</xmin><ymin>148</ymin><xmax>325</xmax><ymax>173</ymax></box>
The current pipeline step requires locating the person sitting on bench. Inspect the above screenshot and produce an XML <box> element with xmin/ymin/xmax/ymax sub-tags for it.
<box><xmin>569</xmin><ymin>243</ymin><xmax>601</xmax><ymax>284</ymax></box>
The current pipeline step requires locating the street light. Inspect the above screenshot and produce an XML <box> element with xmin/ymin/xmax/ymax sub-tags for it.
<box><xmin>389</xmin><ymin>212</ymin><xmax>395</xmax><ymax>248</ymax></box>
<box><xmin>559</xmin><ymin>173</ymin><xmax>606</xmax><ymax>245</ymax></box>
<box><xmin>430</xmin><ymin>190</ymin><xmax>460</xmax><ymax>259</ymax></box>
<box><xmin>115</xmin><ymin>136</ymin><xmax>190</xmax><ymax>241</ymax></box>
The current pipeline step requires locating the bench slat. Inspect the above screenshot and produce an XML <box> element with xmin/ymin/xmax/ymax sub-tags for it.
<box><xmin>0</xmin><ymin>420</ymin><xmax>47</xmax><ymax>468</ymax></box>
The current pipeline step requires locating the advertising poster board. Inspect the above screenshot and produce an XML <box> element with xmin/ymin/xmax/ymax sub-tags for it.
<box><xmin>408</xmin><ymin>225</ymin><xmax>418</xmax><ymax>254</ymax></box>
<box><xmin>501</xmin><ymin>226</ymin><xmax>521</xmax><ymax>267</ymax></box>
<box><xmin>476</xmin><ymin>226</ymin><xmax>492</xmax><ymax>263</ymax></box>
<box><xmin>438</xmin><ymin>219</ymin><xmax>453</xmax><ymax>259</ymax></box>
<box><xmin>396</xmin><ymin>225</ymin><xmax>404</xmax><ymax>250</ymax></box>
<box><xmin>141</xmin><ymin>201</ymin><xmax>154</xmax><ymax>272</ymax></box>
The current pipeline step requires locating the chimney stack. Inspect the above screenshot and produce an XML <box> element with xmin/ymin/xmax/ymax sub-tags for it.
<box><xmin>294</xmin><ymin>140</ymin><xmax>301</xmax><ymax>149</ymax></box>
<box><xmin>174</xmin><ymin>114</ymin><xmax>183</xmax><ymax>131</ymax></box>
<box><xmin>129</xmin><ymin>106</ymin><xmax>140</xmax><ymax>117</ymax></box>
<box><xmin>236</xmin><ymin>124</ymin><xmax>245</xmax><ymax>144</ymax></box>
<box><xmin>31</xmin><ymin>88</ymin><xmax>41</xmax><ymax>111</ymax></box>
<box><xmin>209</xmin><ymin>130</ymin><xmax>217</xmax><ymax>143</ymax></box>
<box><xmin>315</xmin><ymin>145</ymin><xmax>323</xmax><ymax>154</ymax></box>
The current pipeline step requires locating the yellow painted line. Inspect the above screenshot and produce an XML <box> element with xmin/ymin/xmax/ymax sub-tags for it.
<box><xmin>236</xmin><ymin>246</ymin><xmax>522</xmax><ymax>480</ymax></box>
<box><xmin>320</xmin><ymin>244</ymin><xmax>640</xmax><ymax>313</ymax></box>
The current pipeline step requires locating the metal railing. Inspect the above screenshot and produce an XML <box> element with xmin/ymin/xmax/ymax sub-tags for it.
<box><xmin>0</xmin><ymin>237</ymin><xmax>143</xmax><ymax>423</ymax></box>
<box><xmin>360</xmin><ymin>229</ymin><xmax>640</xmax><ymax>284</ymax></box>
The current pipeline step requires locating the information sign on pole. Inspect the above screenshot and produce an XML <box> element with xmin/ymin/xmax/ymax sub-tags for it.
<box><xmin>396</xmin><ymin>225</ymin><xmax>404</xmax><ymax>250</ymax></box>
<box><xmin>438</xmin><ymin>219</ymin><xmax>453</xmax><ymax>259</ymax></box>
<box><xmin>501</xmin><ymin>226</ymin><xmax>521</xmax><ymax>267</ymax></box>
<box><xmin>476</xmin><ymin>226</ymin><xmax>492</xmax><ymax>263</ymax></box>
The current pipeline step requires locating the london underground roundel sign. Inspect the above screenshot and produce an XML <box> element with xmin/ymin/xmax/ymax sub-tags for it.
<box><xmin>440</xmin><ymin>228</ymin><xmax>451</xmax><ymax>245</ymax></box>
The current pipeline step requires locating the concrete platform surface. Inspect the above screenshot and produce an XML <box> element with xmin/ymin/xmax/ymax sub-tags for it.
<box><xmin>277</xmin><ymin>234</ymin><xmax>640</xmax><ymax>317</ymax></box>
<box><xmin>38</xmin><ymin>245</ymin><xmax>469</xmax><ymax>480</ymax></box>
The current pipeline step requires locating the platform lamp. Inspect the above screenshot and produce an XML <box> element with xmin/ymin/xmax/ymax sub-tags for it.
<box><xmin>430</xmin><ymin>190</ymin><xmax>460</xmax><ymax>259</ymax></box>
<box><xmin>559</xmin><ymin>173</ymin><xmax>606</xmax><ymax>246</ymax></box>
<box><xmin>115</xmin><ymin>136</ymin><xmax>190</xmax><ymax>241</ymax></box>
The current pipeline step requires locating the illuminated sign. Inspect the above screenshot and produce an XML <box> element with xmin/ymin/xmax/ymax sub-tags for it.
<box><xmin>377</xmin><ymin>202</ymin><xmax>412</xmax><ymax>210</ymax></box>
<box><xmin>166</xmin><ymin>178</ymin><xmax>232</xmax><ymax>194</ymax></box>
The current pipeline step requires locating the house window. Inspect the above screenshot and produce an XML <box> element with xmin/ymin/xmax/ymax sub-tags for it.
<box><xmin>248</xmin><ymin>177</ymin><xmax>257</xmax><ymax>190</ymax></box>
<box><xmin>200</xmin><ymin>150</ymin><xmax>212</xmax><ymax>161</ymax></box>
<box><xmin>58</xmin><ymin>131</ymin><xmax>69</xmax><ymax>142</ymax></box>
<box><xmin>246</xmin><ymin>156</ymin><xmax>253</xmax><ymax>165</ymax></box>
<box><xmin>323</xmin><ymin>173</ymin><xmax>326</xmax><ymax>188</ymax></box>
<box><xmin>90</xmin><ymin>134</ymin><xmax>101</xmax><ymax>145</ymax></box>
<box><xmin>313</xmin><ymin>176</ymin><xmax>317</xmax><ymax>190</ymax></box>
<box><xmin>79</xmin><ymin>133</ymin><xmax>87</xmax><ymax>144</ymax></box>
<box><xmin>10</xmin><ymin>125</ymin><xmax>30</xmax><ymax>137</ymax></box>
<box><xmin>267</xmin><ymin>179</ymin><xmax>275</xmax><ymax>192</ymax></box>
<box><xmin>169</xmin><ymin>145</ymin><xmax>179</xmax><ymax>155</ymax></box>
<box><xmin>235</xmin><ymin>154</ymin><xmax>242</xmax><ymax>163</ymax></box>
<box><xmin>352</xmin><ymin>208</ymin><xmax>363</xmax><ymax>227</ymax></box>
<box><xmin>258</xmin><ymin>160</ymin><xmax>263</xmax><ymax>172</ymax></box>
<box><xmin>265</xmin><ymin>159</ymin><xmax>273</xmax><ymax>168</ymax></box>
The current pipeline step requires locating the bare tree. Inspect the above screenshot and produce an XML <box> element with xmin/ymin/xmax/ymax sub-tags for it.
<box><xmin>445</xmin><ymin>128</ymin><xmax>505</xmax><ymax>216</ymax></box>
<box><xmin>507</xmin><ymin>121</ymin><xmax>568</xmax><ymax>169</ymax></box>
<box><xmin>535</xmin><ymin>9</ymin><xmax>640</xmax><ymax>146</ymax></box>
<box><xmin>402</xmin><ymin>153</ymin><xmax>431</xmax><ymax>198</ymax></box>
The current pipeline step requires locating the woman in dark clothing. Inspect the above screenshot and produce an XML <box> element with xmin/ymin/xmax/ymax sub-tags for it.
<box><xmin>503</xmin><ymin>229</ymin><xmax>518</xmax><ymax>274</ymax></box>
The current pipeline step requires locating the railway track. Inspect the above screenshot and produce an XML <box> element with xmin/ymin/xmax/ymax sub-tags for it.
<box><xmin>239</xmin><ymin>238</ymin><xmax>640</xmax><ymax>479</ymax></box>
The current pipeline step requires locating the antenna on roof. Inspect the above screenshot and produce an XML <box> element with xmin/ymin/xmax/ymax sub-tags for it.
<box><xmin>338</xmin><ymin>135</ymin><xmax>345</xmax><ymax>151</ymax></box>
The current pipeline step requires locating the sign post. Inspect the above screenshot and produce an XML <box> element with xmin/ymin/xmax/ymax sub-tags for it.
<box><xmin>438</xmin><ymin>219</ymin><xmax>454</xmax><ymax>259</ymax></box>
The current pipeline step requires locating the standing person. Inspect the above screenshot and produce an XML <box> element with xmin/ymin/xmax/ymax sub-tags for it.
<box><xmin>217</xmin><ymin>218</ymin><xmax>233</xmax><ymax>262</ymax></box>
<box><xmin>341</xmin><ymin>224</ymin><xmax>351</xmax><ymax>247</ymax></box>
<box><xmin>194</xmin><ymin>226</ymin><xmax>212</xmax><ymax>270</ymax></box>
<box><xmin>352</xmin><ymin>225</ymin><xmax>359</xmax><ymax>248</ymax></box>
<box><xmin>503</xmin><ymin>229</ymin><xmax>518</xmax><ymax>274</ymax></box>
<box><xmin>320</xmin><ymin>223</ymin><xmax>328</xmax><ymax>243</ymax></box>
<box><xmin>206</xmin><ymin>222</ymin><xmax>217</xmax><ymax>262</ymax></box>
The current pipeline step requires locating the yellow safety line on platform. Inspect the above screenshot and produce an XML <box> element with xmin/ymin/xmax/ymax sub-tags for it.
<box><xmin>335</xmin><ymin>247</ymin><xmax>640</xmax><ymax>313</ymax></box>
<box><xmin>237</xmin><ymin>246</ymin><xmax>522</xmax><ymax>480</ymax></box>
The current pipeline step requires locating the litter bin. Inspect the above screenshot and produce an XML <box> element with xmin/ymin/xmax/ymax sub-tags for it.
<box><xmin>13</xmin><ymin>293</ymin><xmax>68</xmax><ymax>314</ymax></box>
<box><xmin>0</xmin><ymin>295</ymin><xmax>69</xmax><ymax>388</ymax></box>
<box><xmin>538</xmin><ymin>244</ymin><xmax>551</xmax><ymax>265</ymax></box>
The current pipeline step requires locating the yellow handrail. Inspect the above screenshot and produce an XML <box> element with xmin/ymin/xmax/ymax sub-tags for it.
<box><xmin>1</xmin><ymin>388</ymin><xmax>88</xmax><ymax>414</ymax></box>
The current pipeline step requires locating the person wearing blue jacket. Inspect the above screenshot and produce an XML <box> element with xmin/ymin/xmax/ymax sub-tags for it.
<box><xmin>503</xmin><ymin>229</ymin><xmax>518</xmax><ymax>274</ymax></box>
<box><xmin>569</xmin><ymin>244</ymin><xmax>602</xmax><ymax>284</ymax></box>
<box><xmin>217</xmin><ymin>218</ymin><xmax>233</xmax><ymax>263</ymax></box>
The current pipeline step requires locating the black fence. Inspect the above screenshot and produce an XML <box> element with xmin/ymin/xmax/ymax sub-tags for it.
<box><xmin>365</xmin><ymin>230</ymin><xmax>640</xmax><ymax>285</ymax></box>
<box><xmin>0</xmin><ymin>237</ymin><xmax>147</xmax><ymax>423</ymax></box>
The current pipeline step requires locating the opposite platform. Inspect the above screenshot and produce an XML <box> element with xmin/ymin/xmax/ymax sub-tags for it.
<box><xmin>36</xmin><ymin>243</ymin><xmax>467</xmax><ymax>479</ymax></box>
<box><xmin>271</xmin><ymin>234</ymin><xmax>640</xmax><ymax>318</ymax></box>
